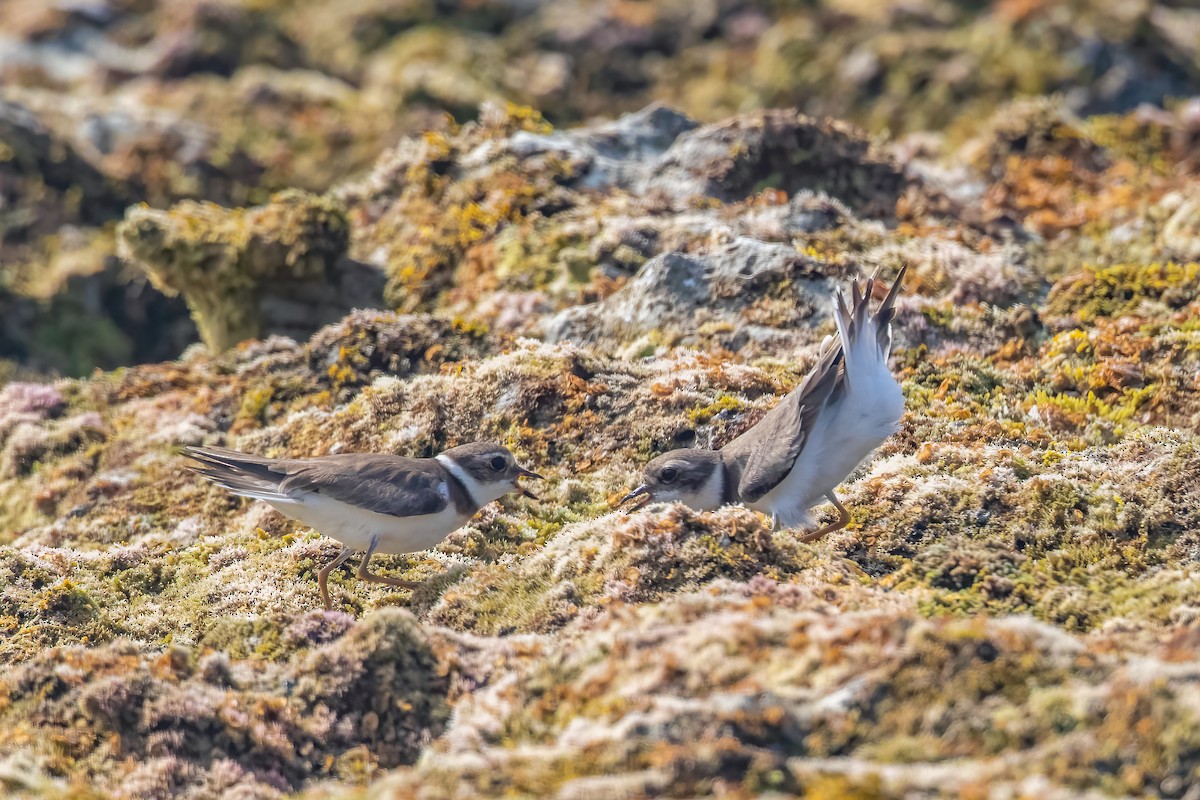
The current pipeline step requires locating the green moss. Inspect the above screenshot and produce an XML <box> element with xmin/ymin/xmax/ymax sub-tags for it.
<box><xmin>111</xmin><ymin>561</ymin><xmax>175</xmax><ymax>599</ymax></box>
<box><xmin>36</xmin><ymin>579</ymin><xmax>97</xmax><ymax>626</ymax></box>
<box><xmin>1081</xmin><ymin>113</ymin><xmax>1176</xmax><ymax>173</ymax></box>
<box><xmin>687</xmin><ymin>393</ymin><xmax>745</xmax><ymax>425</ymax></box>
<box><xmin>1030</xmin><ymin>386</ymin><xmax>1155</xmax><ymax>441</ymax></box>
<box><xmin>430</xmin><ymin>507</ymin><xmax>817</xmax><ymax>635</ymax></box>
<box><xmin>493</xmin><ymin>220</ymin><xmax>590</xmax><ymax>290</ymax></box>
<box><xmin>1046</xmin><ymin>262</ymin><xmax>1200</xmax><ymax>322</ymax></box>
<box><xmin>116</xmin><ymin>190</ymin><xmax>351</xmax><ymax>352</ymax></box>
<box><xmin>234</xmin><ymin>384</ymin><xmax>275</xmax><ymax>430</ymax></box>
<box><xmin>198</xmin><ymin>615</ymin><xmax>290</xmax><ymax>660</ymax></box>
<box><xmin>856</xmin><ymin>620</ymin><xmax>1080</xmax><ymax>757</ymax></box>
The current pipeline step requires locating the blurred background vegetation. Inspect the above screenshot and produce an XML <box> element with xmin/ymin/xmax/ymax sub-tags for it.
<box><xmin>1</xmin><ymin>0</ymin><xmax>1197</xmax><ymax>377</ymax></box>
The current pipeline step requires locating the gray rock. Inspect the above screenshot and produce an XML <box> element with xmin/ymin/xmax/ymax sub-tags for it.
<box><xmin>544</xmin><ymin>236</ymin><xmax>839</xmax><ymax>355</ymax></box>
<box><xmin>477</xmin><ymin>103</ymin><xmax>699</xmax><ymax>191</ymax></box>
<box><xmin>640</xmin><ymin>109</ymin><xmax>906</xmax><ymax>216</ymax></box>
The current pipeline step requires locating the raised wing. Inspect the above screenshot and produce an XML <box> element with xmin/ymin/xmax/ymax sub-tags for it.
<box><xmin>729</xmin><ymin>335</ymin><xmax>843</xmax><ymax>503</ymax></box>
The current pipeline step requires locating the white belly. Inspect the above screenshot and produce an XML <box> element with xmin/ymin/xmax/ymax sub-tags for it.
<box><xmin>748</xmin><ymin>380</ymin><xmax>902</xmax><ymax>529</ymax></box>
<box><xmin>746</xmin><ymin>421</ymin><xmax>829</xmax><ymax>529</ymax></box>
<box><xmin>265</xmin><ymin>491</ymin><xmax>470</xmax><ymax>554</ymax></box>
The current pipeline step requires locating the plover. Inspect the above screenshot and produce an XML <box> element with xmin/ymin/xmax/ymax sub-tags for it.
<box><xmin>621</xmin><ymin>265</ymin><xmax>906</xmax><ymax>542</ymax></box>
<box><xmin>186</xmin><ymin>443</ymin><xmax>542</xmax><ymax>609</ymax></box>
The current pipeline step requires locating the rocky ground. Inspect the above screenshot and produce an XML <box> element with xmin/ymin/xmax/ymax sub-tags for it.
<box><xmin>3</xmin><ymin>1</ymin><xmax>1200</xmax><ymax>799</ymax></box>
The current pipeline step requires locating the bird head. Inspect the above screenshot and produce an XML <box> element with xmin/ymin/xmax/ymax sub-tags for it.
<box><xmin>443</xmin><ymin>443</ymin><xmax>542</xmax><ymax>505</ymax></box>
<box><xmin>620</xmin><ymin>449</ymin><xmax>724</xmax><ymax>511</ymax></box>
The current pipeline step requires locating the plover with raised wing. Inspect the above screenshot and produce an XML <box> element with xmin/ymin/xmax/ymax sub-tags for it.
<box><xmin>187</xmin><ymin>443</ymin><xmax>541</xmax><ymax>608</ymax></box>
<box><xmin>622</xmin><ymin>265</ymin><xmax>907</xmax><ymax>542</ymax></box>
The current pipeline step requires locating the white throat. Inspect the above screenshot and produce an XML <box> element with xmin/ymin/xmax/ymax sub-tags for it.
<box><xmin>436</xmin><ymin>454</ymin><xmax>511</xmax><ymax>508</ymax></box>
<box><xmin>693</xmin><ymin>463</ymin><xmax>726</xmax><ymax>511</ymax></box>
<box><xmin>665</xmin><ymin>463</ymin><xmax>725</xmax><ymax>512</ymax></box>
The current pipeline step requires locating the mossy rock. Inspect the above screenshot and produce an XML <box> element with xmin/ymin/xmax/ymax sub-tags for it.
<box><xmin>117</xmin><ymin>190</ymin><xmax>384</xmax><ymax>352</ymax></box>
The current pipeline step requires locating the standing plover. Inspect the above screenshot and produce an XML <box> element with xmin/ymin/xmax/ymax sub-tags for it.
<box><xmin>187</xmin><ymin>443</ymin><xmax>541</xmax><ymax>608</ymax></box>
<box><xmin>622</xmin><ymin>265</ymin><xmax>906</xmax><ymax>542</ymax></box>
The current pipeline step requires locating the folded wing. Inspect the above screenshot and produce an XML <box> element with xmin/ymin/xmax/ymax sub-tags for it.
<box><xmin>185</xmin><ymin>447</ymin><xmax>450</xmax><ymax>518</ymax></box>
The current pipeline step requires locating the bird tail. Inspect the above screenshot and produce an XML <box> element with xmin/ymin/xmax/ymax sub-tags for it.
<box><xmin>832</xmin><ymin>264</ymin><xmax>906</xmax><ymax>364</ymax></box>
<box><xmin>184</xmin><ymin>445</ymin><xmax>291</xmax><ymax>502</ymax></box>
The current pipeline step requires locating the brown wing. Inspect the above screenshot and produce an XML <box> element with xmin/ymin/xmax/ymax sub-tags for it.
<box><xmin>186</xmin><ymin>447</ymin><xmax>450</xmax><ymax>518</ymax></box>
<box><xmin>278</xmin><ymin>455</ymin><xmax>451</xmax><ymax>518</ymax></box>
<box><xmin>726</xmin><ymin>336</ymin><xmax>844</xmax><ymax>503</ymax></box>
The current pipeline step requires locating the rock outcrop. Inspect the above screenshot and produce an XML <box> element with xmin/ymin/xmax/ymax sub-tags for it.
<box><xmin>118</xmin><ymin>191</ymin><xmax>384</xmax><ymax>352</ymax></box>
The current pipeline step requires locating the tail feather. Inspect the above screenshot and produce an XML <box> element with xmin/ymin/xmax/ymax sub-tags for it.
<box><xmin>834</xmin><ymin>266</ymin><xmax>907</xmax><ymax>356</ymax></box>
<box><xmin>834</xmin><ymin>286</ymin><xmax>854</xmax><ymax>343</ymax></box>
<box><xmin>872</xmin><ymin>263</ymin><xmax>907</xmax><ymax>356</ymax></box>
<box><xmin>852</xmin><ymin>276</ymin><xmax>871</xmax><ymax>336</ymax></box>
<box><xmin>831</xmin><ymin>265</ymin><xmax>907</xmax><ymax>388</ymax></box>
<box><xmin>815</xmin><ymin>266</ymin><xmax>907</xmax><ymax>485</ymax></box>
<box><xmin>185</xmin><ymin>446</ymin><xmax>291</xmax><ymax>502</ymax></box>
<box><xmin>188</xmin><ymin>465</ymin><xmax>275</xmax><ymax>492</ymax></box>
<box><xmin>184</xmin><ymin>446</ymin><xmax>284</xmax><ymax>484</ymax></box>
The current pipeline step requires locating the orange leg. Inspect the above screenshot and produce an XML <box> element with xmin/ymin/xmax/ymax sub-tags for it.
<box><xmin>799</xmin><ymin>492</ymin><xmax>851</xmax><ymax>544</ymax></box>
<box><xmin>357</xmin><ymin>535</ymin><xmax>422</xmax><ymax>591</ymax></box>
<box><xmin>318</xmin><ymin>546</ymin><xmax>354</xmax><ymax>610</ymax></box>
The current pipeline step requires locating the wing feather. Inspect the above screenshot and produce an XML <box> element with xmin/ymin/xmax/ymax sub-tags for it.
<box><xmin>731</xmin><ymin>336</ymin><xmax>843</xmax><ymax>502</ymax></box>
<box><xmin>185</xmin><ymin>447</ymin><xmax>449</xmax><ymax>518</ymax></box>
<box><xmin>278</xmin><ymin>455</ymin><xmax>449</xmax><ymax>518</ymax></box>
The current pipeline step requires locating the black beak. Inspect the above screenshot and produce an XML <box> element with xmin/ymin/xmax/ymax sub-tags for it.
<box><xmin>516</xmin><ymin>466</ymin><xmax>542</xmax><ymax>500</ymax></box>
<box><xmin>618</xmin><ymin>485</ymin><xmax>651</xmax><ymax>510</ymax></box>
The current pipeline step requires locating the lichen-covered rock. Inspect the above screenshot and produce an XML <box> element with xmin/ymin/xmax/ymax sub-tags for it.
<box><xmin>544</xmin><ymin>237</ymin><xmax>843</xmax><ymax>356</ymax></box>
<box><xmin>340</xmin><ymin>102</ymin><xmax>913</xmax><ymax>345</ymax></box>
<box><xmin>0</xmin><ymin>608</ymin><xmax>449</xmax><ymax>797</ymax></box>
<box><xmin>117</xmin><ymin>191</ymin><xmax>383</xmax><ymax>352</ymax></box>
<box><xmin>642</xmin><ymin>110</ymin><xmax>905</xmax><ymax>218</ymax></box>
<box><xmin>336</xmin><ymin>102</ymin><xmax>572</xmax><ymax>313</ymax></box>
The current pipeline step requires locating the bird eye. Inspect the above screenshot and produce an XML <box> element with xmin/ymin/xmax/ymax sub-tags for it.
<box><xmin>660</xmin><ymin>467</ymin><xmax>678</xmax><ymax>483</ymax></box>
<box><xmin>490</xmin><ymin>456</ymin><xmax>507</xmax><ymax>471</ymax></box>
